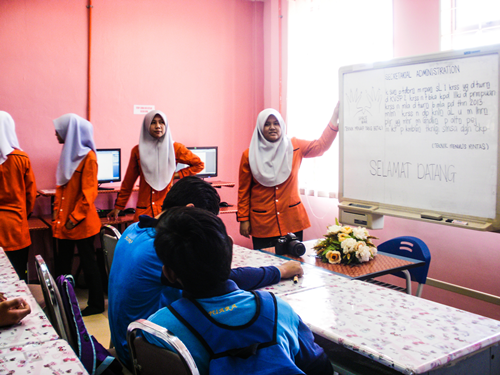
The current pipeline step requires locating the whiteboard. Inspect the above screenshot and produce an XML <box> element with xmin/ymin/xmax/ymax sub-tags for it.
<box><xmin>339</xmin><ymin>45</ymin><xmax>500</xmax><ymax>231</ymax></box>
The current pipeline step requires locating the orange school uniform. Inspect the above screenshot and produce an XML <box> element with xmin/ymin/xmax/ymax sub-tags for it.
<box><xmin>237</xmin><ymin>126</ymin><xmax>337</xmax><ymax>238</ymax></box>
<box><xmin>114</xmin><ymin>143</ymin><xmax>204</xmax><ymax>221</ymax></box>
<box><xmin>0</xmin><ymin>150</ymin><xmax>37</xmax><ymax>251</ymax></box>
<box><xmin>52</xmin><ymin>151</ymin><xmax>101</xmax><ymax>240</ymax></box>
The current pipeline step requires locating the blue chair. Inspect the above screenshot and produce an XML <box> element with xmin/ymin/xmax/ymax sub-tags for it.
<box><xmin>373</xmin><ymin>236</ymin><xmax>431</xmax><ymax>297</ymax></box>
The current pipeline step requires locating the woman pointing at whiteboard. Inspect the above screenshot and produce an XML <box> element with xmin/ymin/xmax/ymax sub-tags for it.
<box><xmin>237</xmin><ymin>102</ymin><xmax>339</xmax><ymax>249</ymax></box>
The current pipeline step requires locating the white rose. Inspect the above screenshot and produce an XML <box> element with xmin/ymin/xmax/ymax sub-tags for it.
<box><xmin>369</xmin><ymin>246</ymin><xmax>378</xmax><ymax>257</ymax></box>
<box><xmin>341</xmin><ymin>238</ymin><xmax>357</xmax><ymax>253</ymax></box>
<box><xmin>356</xmin><ymin>244</ymin><xmax>372</xmax><ymax>262</ymax></box>
<box><xmin>327</xmin><ymin>225</ymin><xmax>342</xmax><ymax>234</ymax></box>
<box><xmin>352</xmin><ymin>227</ymin><xmax>369</xmax><ymax>240</ymax></box>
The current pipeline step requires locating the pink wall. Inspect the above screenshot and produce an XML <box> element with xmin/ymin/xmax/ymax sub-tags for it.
<box><xmin>0</xmin><ymin>0</ymin><xmax>264</xmax><ymax>243</ymax></box>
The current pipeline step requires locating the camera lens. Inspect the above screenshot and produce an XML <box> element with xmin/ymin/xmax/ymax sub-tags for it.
<box><xmin>288</xmin><ymin>240</ymin><xmax>306</xmax><ymax>257</ymax></box>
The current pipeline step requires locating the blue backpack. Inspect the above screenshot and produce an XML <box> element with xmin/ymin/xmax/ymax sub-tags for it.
<box><xmin>56</xmin><ymin>275</ymin><xmax>122</xmax><ymax>375</ymax></box>
<box><xmin>169</xmin><ymin>290</ymin><xmax>304</xmax><ymax>375</ymax></box>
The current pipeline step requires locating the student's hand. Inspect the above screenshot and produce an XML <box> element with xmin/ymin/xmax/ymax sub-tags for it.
<box><xmin>277</xmin><ymin>261</ymin><xmax>304</xmax><ymax>280</ymax></box>
<box><xmin>329</xmin><ymin>101</ymin><xmax>340</xmax><ymax>130</ymax></box>
<box><xmin>0</xmin><ymin>298</ymin><xmax>31</xmax><ymax>327</ymax></box>
<box><xmin>240</xmin><ymin>221</ymin><xmax>251</xmax><ymax>238</ymax></box>
<box><xmin>65</xmin><ymin>219</ymin><xmax>76</xmax><ymax>230</ymax></box>
<box><xmin>107</xmin><ymin>209</ymin><xmax>121</xmax><ymax>220</ymax></box>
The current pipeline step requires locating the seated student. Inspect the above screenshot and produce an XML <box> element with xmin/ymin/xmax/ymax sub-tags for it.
<box><xmin>146</xmin><ymin>207</ymin><xmax>332</xmax><ymax>375</ymax></box>
<box><xmin>108</xmin><ymin>176</ymin><xmax>303</xmax><ymax>368</ymax></box>
<box><xmin>0</xmin><ymin>292</ymin><xmax>31</xmax><ymax>327</ymax></box>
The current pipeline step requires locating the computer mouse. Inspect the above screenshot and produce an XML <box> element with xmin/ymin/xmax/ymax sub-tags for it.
<box><xmin>219</xmin><ymin>202</ymin><xmax>229</xmax><ymax>207</ymax></box>
<box><xmin>123</xmin><ymin>207</ymin><xmax>136</xmax><ymax>214</ymax></box>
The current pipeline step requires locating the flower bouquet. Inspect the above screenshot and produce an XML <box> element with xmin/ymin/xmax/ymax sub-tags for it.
<box><xmin>313</xmin><ymin>219</ymin><xmax>378</xmax><ymax>265</ymax></box>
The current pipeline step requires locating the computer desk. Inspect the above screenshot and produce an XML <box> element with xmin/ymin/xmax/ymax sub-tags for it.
<box><xmin>232</xmin><ymin>244</ymin><xmax>500</xmax><ymax>374</ymax></box>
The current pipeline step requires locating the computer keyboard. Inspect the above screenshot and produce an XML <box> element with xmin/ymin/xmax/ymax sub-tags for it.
<box><xmin>97</xmin><ymin>209</ymin><xmax>125</xmax><ymax>218</ymax></box>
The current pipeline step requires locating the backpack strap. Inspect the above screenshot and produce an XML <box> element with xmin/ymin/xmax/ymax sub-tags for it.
<box><xmin>168</xmin><ymin>291</ymin><xmax>278</xmax><ymax>359</ymax></box>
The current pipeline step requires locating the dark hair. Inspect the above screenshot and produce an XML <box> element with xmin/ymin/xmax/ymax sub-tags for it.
<box><xmin>161</xmin><ymin>176</ymin><xmax>220</xmax><ymax>214</ymax></box>
<box><xmin>154</xmin><ymin>206</ymin><xmax>232</xmax><ymax>293</ymax></box>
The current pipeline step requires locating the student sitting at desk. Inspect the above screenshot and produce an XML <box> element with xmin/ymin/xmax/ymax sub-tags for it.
<box><xmin>0</xmin><ymin>111</ymin><xmax>37</xmax><ymax>281</ymax></box>
<box><xmin>52</xmin><ymin>114</ymin><xmax>104</xmax><ymax>316</ymax></box>
<box><xmin>238</xmin><ymin>103</ymin><xmax>339</xmax><ymax>250</ymax></box>
<box><xmin>145</xmin><ymin>207</ymin><xmax>332</xmax><ymax>375</ymax></box>
<box><xmin>107</xmin><ymin>110</ymin><xmax>204</xmax><ymax>221</ymax></box>
<box><xmin>108</xmin><ymin>176</ymin><xmax>303</xmax><ymax>368</ymax></box>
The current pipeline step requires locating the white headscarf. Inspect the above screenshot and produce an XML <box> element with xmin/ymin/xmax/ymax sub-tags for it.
<box><xmin>0</xmin><ymin>111</ymin><xmax>21</xmax><ymax>165</ymax></box>
<box><xmin>138</xmin><ymin>110</ymin><xmax>176</xmax><ymax>191</ymax></box>
<box><xmin>248</xmin><ymin>108</ymin><xmax>293</xmax><ymax>187</ymax></box>
<box><xmin>53</xmin><ymin>113</ymin><xmax>96</xmax><ymax>186</ymax></box>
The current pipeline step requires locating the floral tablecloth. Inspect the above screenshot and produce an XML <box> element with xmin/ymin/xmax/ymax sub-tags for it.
<box><xmin>0</xmin><ymin>339</ymin><xmax>87</xmax><ymax>374</ymax></box>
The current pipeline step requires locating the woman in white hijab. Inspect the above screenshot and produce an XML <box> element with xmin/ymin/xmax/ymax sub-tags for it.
<box><xmin>52</xmin><ymin>113</ymin><xmax>104</xmax><ymax>316</ymax></box>
<box><xmin>0</xmin><ymin>111</ymin><xmax>37</xmax><ymax>281</ymax></box>
<box><xmin>107</xmin><ymin>110</ymin><xmax>204</xmax><ymax>221</ymax></box>
<box><xmin>237</xmin><ymin>103</ymin><xmax>339</xmax><ymax>250</ymax></box>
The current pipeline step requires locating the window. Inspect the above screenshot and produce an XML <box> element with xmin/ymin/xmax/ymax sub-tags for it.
<box><xmin>441</xmin><ymin>0</ymin><xmax>500</xmax><ymax>50</ymax></box>
<box><xmin>287</xmin><ymin>0</ymin><xmax>393</xmax><ymax>197</ymax></box>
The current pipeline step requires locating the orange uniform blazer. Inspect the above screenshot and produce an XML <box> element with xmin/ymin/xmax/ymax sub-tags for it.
<box><xmin>115</xmin><ymin>143</ymin><xmax>204</xmax><ymax>221</ymax></box>
<box><xmin>0</xmin><ymin>150</ymin><xmax>37</xmax><ymax>251</ymax></box>
<box><xmin>238</xmin><ymin>126</ymin><xmax>337</xmax><ymax>238</ymax></box>
<box><xmin>52</xmin><ymin>151</ymin><xmax>101</xmax><ymax>240</ymax></box>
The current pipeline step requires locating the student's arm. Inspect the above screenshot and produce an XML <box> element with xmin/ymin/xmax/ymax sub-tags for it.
<box><xmin>237</xmin><ymin>150</ymin><xmax>252</xmax><ymax>237</ymax></box>
<box><xmin>174</xmin><ymin>143</ymin><xmax>204</xmax><ymax>179</ymax></box>
<box><xmin>301</xmin><ymin>101</ymin><xmax>340</xmax><ymax>158</ymax></box>
<box><xmin>294</xmin><ymin>316</ymin><xmax>333</xmax><ymax>375</ymax></box>
<box><xmin>229</xmin><ymin>261</ymin><xmax>303</xmax><ymax>290</ymax></box>
<box><xmin>67</xmin><ymin>153</ymin><xmax>98</xmax><ymax>227</ymax></box>
<box><xmin>24</xmin><ymin>156</ymin><xmax>37</xmax><ymax>216</ymax></box>
<box><xmin>110</xmin><ymin>147</ymin><xmax>140</xmax><ymax>218</ymax></box>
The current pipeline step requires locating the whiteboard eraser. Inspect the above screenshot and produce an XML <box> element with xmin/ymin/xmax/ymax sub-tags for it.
<box><xmin>421</xmin><ymin>212</ymin><xmax>443</xmax><ymax>221</ymax></box>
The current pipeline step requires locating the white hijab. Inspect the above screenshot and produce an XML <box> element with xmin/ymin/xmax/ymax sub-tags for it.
<box><xmin>138</xmin><ymin>110</ymin><xmax>176</xmax><ymax>191</ymax></box>
<box><xmin>248</xmin><ymin>108</ymin><xmax>293</xmax><ymax>187</ymax></box>
<box><xmin>0</xmin><ymin>111</ymin><xmax>21</xmax><ymax>165</ymax></box>
<box><xmin>53</xmin><ymin>113</ymin><xmax>96</xmax><ymax>186</ymax></box>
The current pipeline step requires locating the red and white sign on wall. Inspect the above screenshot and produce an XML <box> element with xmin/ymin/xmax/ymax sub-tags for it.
<box><xmin>134</xmin><ymin>105</ymin><xmax>155</xmax><ymax>115</ymax></box>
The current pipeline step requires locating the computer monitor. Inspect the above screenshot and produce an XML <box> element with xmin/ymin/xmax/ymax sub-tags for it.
<box><xmin>176</xmin><ymin>146</ymin><xmax>218</xmax><ymax>179</ymax></box>
<box><xmin>96</xmin><ymin>148</ymin><xmax>121</xmax><ymax>185</ymax></box>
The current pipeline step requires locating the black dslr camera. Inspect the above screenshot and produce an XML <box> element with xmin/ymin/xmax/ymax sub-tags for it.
<box><xmin>275</xmin><ymin>233</ymin><xmax>306</xmax><ymax>257</ymax></box>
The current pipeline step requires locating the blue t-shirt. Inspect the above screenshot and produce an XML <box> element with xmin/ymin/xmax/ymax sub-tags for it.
<box><xmin>108</xmin><ymin>215</ymin><xmax>282</xmax><ymax>367</ymax></box>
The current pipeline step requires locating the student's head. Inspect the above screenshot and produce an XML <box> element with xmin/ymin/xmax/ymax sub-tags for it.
<box><xmin>161</xmin><ymin>176</ymin><xmax>220</xmax><ymax>214</ymax></box>
<box><xmin>154</xmin><ymin>206</ymin><xmax>232</xmax><ymax>294</ymax></box>
<box><xmin>256</xmin><ymin>109</ymin><xmax>286</xmax><ymax>143</ymax></box>
<box><xmin>53</xmin><ymin>113</ymin><xmax>94</xmax><ymax>146</ymax></box>
<box><xmin>143</xmin><ymin>110</ymin><xmax>167</xmax><ymax>139</ymax></box>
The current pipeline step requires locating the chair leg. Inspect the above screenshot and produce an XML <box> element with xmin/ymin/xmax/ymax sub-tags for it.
<box><xmin>402</xmin><ymin>270</ymin><xmax>412</xmax><ymax>295</ymax></box>
<box><xmin>416</xmin><ymin>284</ymin><xmax>424</xmax><ymax>297</ymax></box>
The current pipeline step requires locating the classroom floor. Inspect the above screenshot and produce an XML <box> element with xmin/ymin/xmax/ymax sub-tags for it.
<box><xmin>75</xmin><ymin>287</ymin><xmax>133</xmax><ymax>375</ymax></box>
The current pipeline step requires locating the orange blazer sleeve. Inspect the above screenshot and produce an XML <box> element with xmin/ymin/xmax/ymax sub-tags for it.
<box><xmin>174</xmin><ymin>142</ymin><xmax>204</xmax><ymax>178</ymax></box>
<box><xmin>115</xmin><ymin>146</ymin><xmax>140</xmax><ymax>210</ymax></box>
<box><xmin>24</xmin><ymin>155</ymin><xmax>37</xmax><ymax>215</ymax></box>
<box><xmin>237</xmin><ymin>149</ymin><xmax>251</xmax><ymax>222</ymax></box>
<box><xmin>69</xmin><ymin>152</ymin><xmax>98</xmax><ymax>224</ymax></box>
<box><xmin>297</xmin><ymin>123</ymin><xmax>338</xmax><ymax>158</ymax></box>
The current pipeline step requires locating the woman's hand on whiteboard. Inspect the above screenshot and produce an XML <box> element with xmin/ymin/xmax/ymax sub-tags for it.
<box><xmin>329</xmin><ymin>101</ymin><xmax>340</xmax><ymax>131</ymax></box>
<box><xmin>240</xmin><ymin>221</ymin><xmax>251</xmax><ymax>238</ymax></box>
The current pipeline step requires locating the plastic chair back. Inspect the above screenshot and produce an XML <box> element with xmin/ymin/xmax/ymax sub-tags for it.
<box><xmin>127</xmin><ymin>319</ymin><xmax>199</xmax><ymax>375</ymax></box>
<box><xmin>34</xmin><ymin>255</ymin><xmax>75</xmax><ymax>348</ymax></box>
<box><xmin>100</xmin><ymin>225</ymin><xmax>121</xmax><ymax>276</ymax></box>
<box><xmin>377</xmin><ymin>236</ymin><xmax>431</xmax><ymax>296</ymax></box>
